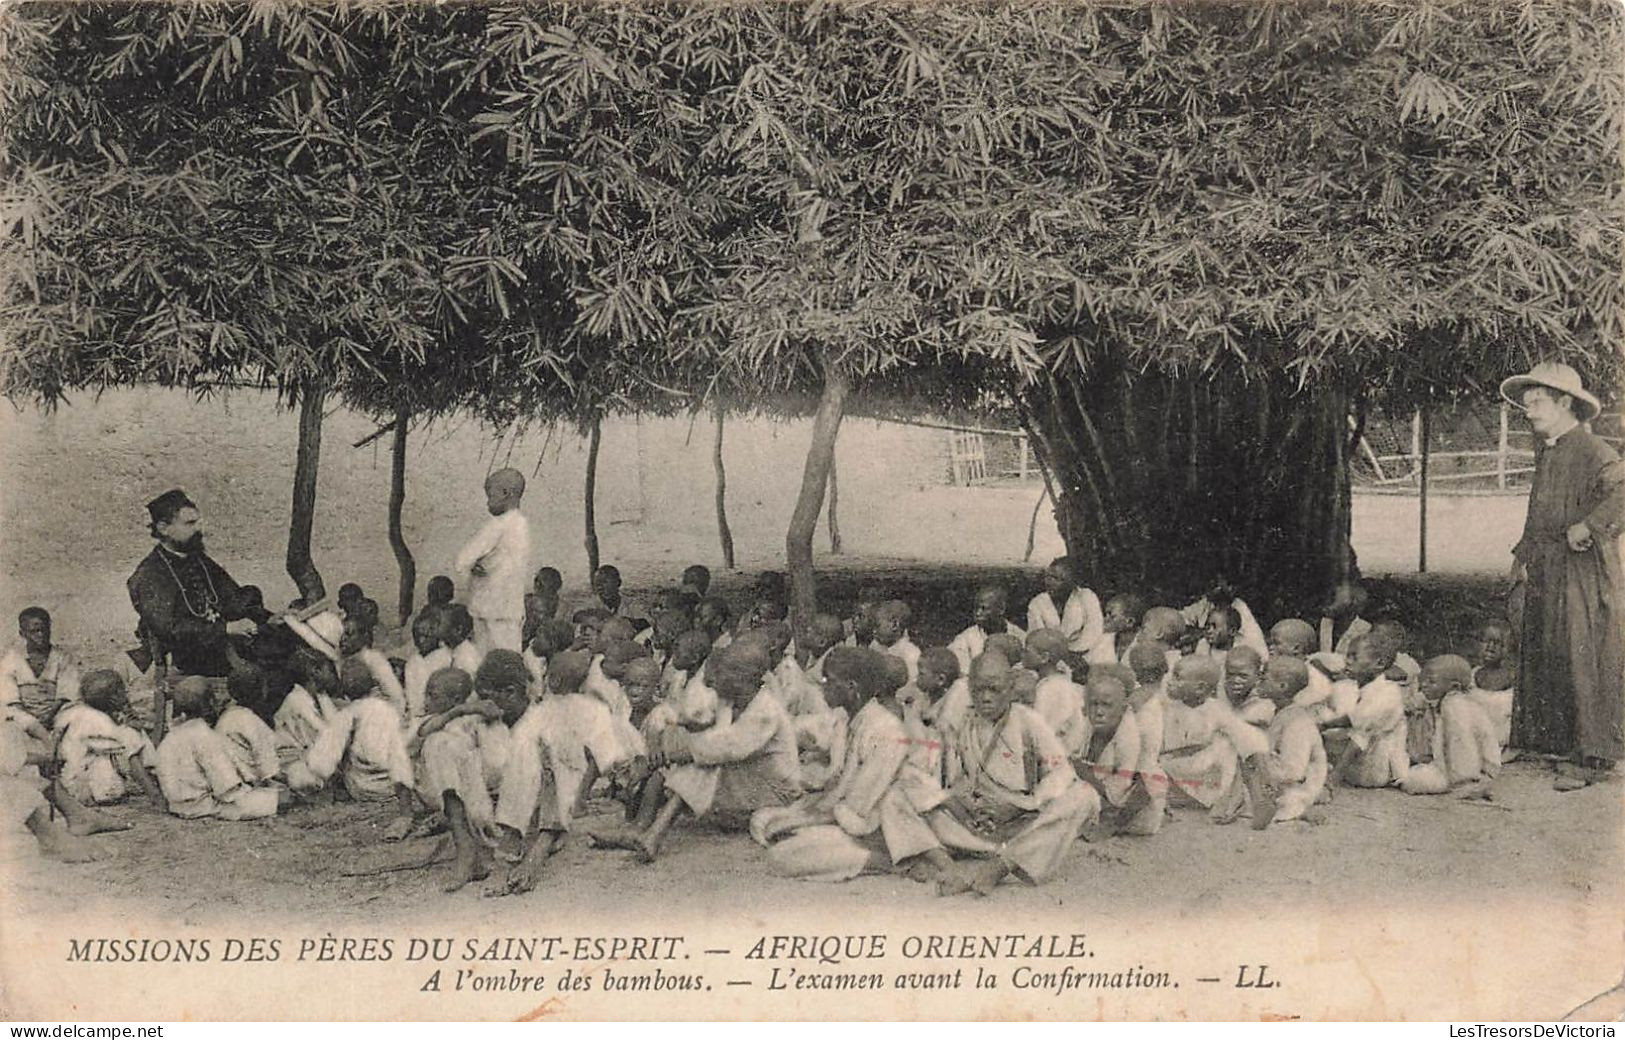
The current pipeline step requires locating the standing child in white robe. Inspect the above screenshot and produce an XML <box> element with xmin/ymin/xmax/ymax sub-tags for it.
<box><xmin>53</xmin><ymin>671</ymin><xmax>158</xmax><ymax>807</ymax></box>
<box><xmin>453</xmin><ymin>468</ymin><xmax>531</xmax><ymax>654</ymax></box>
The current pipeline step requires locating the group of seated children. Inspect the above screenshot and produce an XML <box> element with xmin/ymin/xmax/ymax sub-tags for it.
<box><xmin>1</xmin><ymin>558</ymin><xmax>1518</xmax><ymax>897</ymax></box>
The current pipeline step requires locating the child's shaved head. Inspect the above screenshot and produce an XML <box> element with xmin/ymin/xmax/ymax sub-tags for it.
<box><xmin>622</xmin><ymin>657</ymin><xmax>661</xmax><ymax>688</ymax></box>
<box><xmin>984</xmin><ymin>632</ymin><xmax>1024</xmax><ymax>663</ymax></box>
<box><xmin>424</xmin><ymin>667</ymin><xmax>473</xmax><ymax>715</ymax></box>
<box><xmin>485</xmin><ymin>467</ymin><xmax>526</xmax><ymax>497</ymax></box>
<box><xmin>338</xmin><ymin>658</ymin><xmax>378</xmax><ymax>700</ymax></box>
<box><xmin>476</xmin><ymin>650</ymin><xmax>529</xmax><ymax>694</ymax></box>
<box><xmin>877</xmin><ymin>654</ymin><xmax>909</xmax><ymax>694</ymax></box>
<box><xmin>426</xmin><ymin>575</ymin><xmax>455</xmax><ymax>606</ymax></box>
<box><xmin>548</xmin><ymin>651</ymin><xmax>592</xmax><ymax>695</ymax></box>
<box><xmin>601</xmin><ymin>639</ymin><xmax>651</xmax><ymax>680</ymax></box>
<box><xmin>805</xmin><ymin>613</ymin><xmax>845</xmax><ymax>656</ymax></box>
<box><xmin>1141</xmin><ymin>607</ymin><xmax>1186</xmax><ymax>645</ymax></box>
<box><xmin>1025</xmin><ymin>628</ymin><xmax>1069</xmax><ymax>662</ymax></box>
<box><xmin>1126</xmin><ymin>642</ymin><xmax>1168</xmax><ymax>686</ymax></box>
<box><xmin>80</xmin><ymin>670</ymin><xmax>128</xmax><ymax>714</ymax></box>
<box><xmin>599</xmin><ymin>616</ymin><xmax>636</xmax><ymax>644</ymax></box>
<box><xmin>1268</xmin><ymin>618</ymin><xmax>1317</xmax><ymax>656</ymax></box>
<box><xmin>171</xmin><ymin>675</ymin><xmax>214</xmax><ymax>716</ymax></box>
<box><xmin>671</xmin><ymin>629</ymin><xmax>712</xmax><ymax>672</ymax></box>
<box><xmin>1225</xmin><ymin>645</ymin><xmax>1263</xmax><ymax>675</ymax></box>
<box><xmin>918</xmin><ymin>647</ymin><xmax>960</xmax><ymax>686</ymax></box>
<box><xmin>1172</xmin><ymin>655</ymin><xmax>1221</xmax><ymax>686</ymax></box>
<box><xmin>1421</xmin><ymin>654</ymin><xmax>1474</xmax><ymax>700</ymax></box>
<box><xmin>1258</xmin><ymin>656</ymin><xmax>1309</xmax><ymax>706</ymax></box>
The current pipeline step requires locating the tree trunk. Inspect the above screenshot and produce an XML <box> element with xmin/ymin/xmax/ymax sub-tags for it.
<box><xmin>1019</xmin><ymin>361</ymin><xmax>1354</xmax><ymax>618</ymax></box>
<box><xmin>388</xmin><ymin>405</ymin><xmax>416</xmax><ymax>626</ymax></box>
<box><xmin>584</xmin><ymin>414</ymin><xmax>602</xmax><ymax>578</ymax></box>
<box><xmin>826</xmin><ymin>453</ymin><xmax>843</xmax><ymax>554</ymax></box>
<box><xmin>713</xmin><ymin>400</ymin><xmax>736</xmax><ymax>570</ymax></box>
<box><xmin>286</xmin><ymin>381</ymin><xmax>327</xmax><ymax>602</ymax></box>
<box><xmin>787</xmin><ymin>362</ymin><xmax>850</xmax><ymax>643</ymax></box>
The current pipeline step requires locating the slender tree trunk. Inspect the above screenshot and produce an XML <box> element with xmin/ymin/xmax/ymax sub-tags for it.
<box><xmin>584</xmin><ymin>414</ymin><xmax>602</xmax><ymax>578</ymax></box>
<box><xmin>787</xmin><ymin>362</ymin><xmax>849</xmax><ymax>643</ymax></box>
<box><xmin>286</xmin><ymin>382</ymin><xmax>326</xmax><ymax>602</ymax></box>
<box><xmin>388</xmin><ymin>405</ymin><xmax>416</xmax><ymax>626</ymax></box>
<box><xmin>713</xmin><ymin>400</ymin><xmax>736</xmax><ymax>570</ymax></box>
<box><xmin>826</xmin><ymin>453</ymin><xmax>842</xmax><ymax>554</ymax></box>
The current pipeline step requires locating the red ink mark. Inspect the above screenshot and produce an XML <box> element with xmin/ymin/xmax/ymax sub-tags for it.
<box><xmin>516</xmin><ymin>996</ymin><xmax>566</xmax><ymax>1021</ymax></box>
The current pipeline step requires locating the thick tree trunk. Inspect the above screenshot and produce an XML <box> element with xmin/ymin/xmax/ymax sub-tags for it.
<box><xmin>584</xmin><ymin>414</ymin><xmax>602</xmax><ymax>578</ymax></box>
<box><xmin>787</xmin><ymin>363</ymin><xmax>849</xmax><ymax>642</ymax></box>
<box><xmin>713</xmin><ymin>400</ymin><xmax>736</xmax><ymax>570</ymax></box>
<box><xmin>286</xmin><ymin>382</ymin><xmax>327</xmax><ymax>602</ymax></box>
<box><xmin>1020</xmin><ymin>363</ymin><xmax>1354</xmax><ymax>618</ymax></box>
<box><xmin>388</xmin><ymin>406</ymin><xmax>416</xmax><ymax>626</ymax></box>
<box><xmin>826</xmin><ymin>453</ymin><xmax>842</xmax><ymax>554</ymax></box>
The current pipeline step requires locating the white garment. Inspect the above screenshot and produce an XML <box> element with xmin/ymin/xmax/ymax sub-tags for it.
<box><xmin>454</xmin><ymin>508</ymin><xmax>531</xmax><ymax>623</ymax></box>
<box><xmin>879</xmin><ymin>636</ymin><xmax>921</xmax><ymax>684</ymax></box>
<box><xmin>53</xmin><ymin>702</ymin><xmax>153</xmax><ymax>805</ymax></box>
<box><xmin>1345</xmin><ymin>676</ymin><xmax>1408</xmax><ymax>788</ymax></box>
<box><xmin>156</xmin><ymin>719</ymin><xmax>277</xmax><ymax>820</ymax></box>
<box><xmin>947</xmin><ymin>622</ymin><xmax>1025</xmax><ymax>676</ymax></box>
<box><xmin>1032</xmin><ymin>674</ymin><xmax>1087</xmax><ymax>757</ymax></box>
<box><xmin>0</xmin><ymin>645</ymin><xmax>80</xmax><ymax>716</ymax></box>
<box><xmin>1026</xmin><ymin>588</ymin><xmax>1105</xmax><ymax>654</ymax></box>
<box><xmin>402</xmin><ymin>646</ymin><xmax>453</xmax><ymax>725</ymax></box>
<box><xmin>216</xmin><ymin>705</ymin><xmax>281</xmax><ymax>783</ymax></box>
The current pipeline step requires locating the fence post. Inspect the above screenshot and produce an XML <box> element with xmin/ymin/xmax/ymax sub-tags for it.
<box><xmin>1497</xmin><ymin>404</ymin><xmax>1509</xmax><ymax>490</ymax></box>
<box><xmin>1410</xmin><ymin>410</ymin><xmax>1422</xmax><ymax>483</ymax></box>
<box><xmin>1419</xmin><ymin>406</ymin><xmax>1430</xmax><ymax>574</ymax></box>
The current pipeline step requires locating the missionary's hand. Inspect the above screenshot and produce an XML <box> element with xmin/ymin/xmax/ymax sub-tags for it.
<box><xmin>1567</xmin><ymin>521</ymin><xmax>1594</xmax><ymax>553</ymax></box>
<box><xmin>226</xmin><ymin>617</ymin><xmax>256</xmax><ymax>637</ymax></box>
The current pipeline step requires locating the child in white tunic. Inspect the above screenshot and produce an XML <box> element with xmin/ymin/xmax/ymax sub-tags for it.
<box><xmin>213</xmin><ymin>671</ymin><xmax>281</xmax><ymax>784</ymax></box>
<box><xmin>1399</xmin><ymin>655</ymin><xmax>1501</xmax><ymax>798</ymax></box>
<box><xmin>274</xmin><ymin>650</ymin><xmax>339</xmax><ymax>769</ymax></box>
<box><xmin>948</xmin><ymin>586</ymin><xmax>1025</xmax><ymax>676</ymax></box>
<box><xmin>155</xmin><ymin>680</ymin><xmax>278</xmax><ymax>820</ymax></box>
<box><xmin>1329</xmin><ymin>632</ymin><xmax>1410</xmax><ymax>790</ymax></box>
<box><xmin>54</xmin><ymin>671</ymin><xmax>157</xmax><ymax>807</ymax></box>
<box><xmin>453</xmin><ymin>468</ymin><xmax>531</xmax><ymax>653</ymax></box>
<box><xmin>287</xmin><ymin>658</ymin><xmax>414</xmax><ymax>802</ymax></box>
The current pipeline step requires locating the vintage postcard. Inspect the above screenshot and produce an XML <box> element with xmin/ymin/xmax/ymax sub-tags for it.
<box><xmin>1</xmin><ymin>0</ymin><xmax>1621</xmax><ymax>1023</ymax></box>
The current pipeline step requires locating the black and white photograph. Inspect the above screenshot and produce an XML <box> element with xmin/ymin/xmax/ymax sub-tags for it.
<box><xmin>0</xmin><ymin>0</ymin><xmax>1620</xmax><ymax>1023</ymax></box>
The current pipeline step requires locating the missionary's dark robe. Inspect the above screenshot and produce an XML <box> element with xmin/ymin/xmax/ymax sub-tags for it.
<box><xmin>127</xmin><ymin>545</ymin><xmax>257</xmax><ymax>678</ymax></box>
<box><xmin>1511</xmin><ymin>425</ymin><xmax>1625</xmax><ymax>762</ymax></box>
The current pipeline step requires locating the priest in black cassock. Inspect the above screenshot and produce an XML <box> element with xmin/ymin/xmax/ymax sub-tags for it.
<box><xmin>1501</xmin><ymin>363</ymin><xmax>1624</xmax><ymax>790</ymax></box>
<box><xmin>127</xmin><ymin>490</ymin><xmax>268</xmax><ymax>715</ymax></box>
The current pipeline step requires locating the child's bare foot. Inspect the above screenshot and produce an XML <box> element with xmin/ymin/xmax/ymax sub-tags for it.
<box><xmin>68</xmin><ymin>808</ymin><xmax>132</xmax><ymax>836</ymax></box>
<box><xmin>1300</xmin><ymin>807</ymin><xmax>1330</xmax><ymax>825</ymax></box>
<box><xmin>381</xmin><ymin>816</ymin><xmax>415</xmax><ymax>842</ymax></box>
<box><xmin>632</xmin><ymin>833</ymin><xmax>662</xmax><ymax>864</ymax></box>
<box><xmin>443</xmin><ymin>845</ymin><xmax>492</xmax><ymax>893</ymax></box>
<box><xmin>408</xmin><ymin>813</ymin><xmax>446</xmax><ymax>839</ymax></box>
<box><xmin>935</xmin><ymin>869</ymin><xmax>975</xmax><ymax>897</ymax></box>
<box><xmin>585</xmin><ymin>828</ymin><xmax>644</xmax><ymax>852</ymax></box>
<box><xmin>968</xmin><ymin>858</ymin><xmax>1008</xmax><ymax>896</ymax></box>
<box><xmin>900</xmin><ymin>858</ymin><xmax>941</xmax><ymax>884</ymax></box>
<box><xmin>485</xmin><ymin>854</ymin><xmax>546</xmax><ymax>898</ymax></box>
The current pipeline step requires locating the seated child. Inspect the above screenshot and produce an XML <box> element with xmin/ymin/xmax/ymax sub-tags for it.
<box><xmin>930</xmin><ymin>651</ymin><xmax>1098</xmax><ymax>896</ymax></box>
<box><xmin>409</xmin><ymin>660</ymin><xmax>527</xmax><ymax>891</ymax></box>
<box><xmin>1023</xmin><ymin>629</ymin><xmax>1086</xmax><ymax>757</ymax></box>
<box><xmin>614</xmin><ymin>640</ymin><xmax>800</xmax><ymax>862</ymax></box>
<box><xmin>1184</xmin><ymin>582</ymin><xmax>1268</xmax><ymax>659</ymax></box>
<box><xmin>1267</xmin><ymin>618</ymin><xmax>1346</xmax><ymax>719</ymax></box>
<box><xmin>1087</xmin><ymin>593</ymin><xmax>1146</xmax><ymax>667</ymax></box>
<box><xmin>1071</xmin><ymin>663</ymin><xmax>1147</xmax><ymax>837</ymax></box>
<box><xmin>1224</xmin><ymin>646</ymin><xmax>1274</xmax><ymax>726</ymax></box>
<box><xmin>403</xmin><ymin>606</ymin><xmax>452</xmax><ymax>724</ymax></box>
<box><xmin>583</xmin><ymin>617</ymin><xmax>638</xmax><ymax>708</ymax></box>
<box><xmin>287</xmin><ymin>658</ymin><xmax>414</xmax><ymax>802</ymax></box>
<box><xmin>845</xmin><ymin>590</ymin><xmax>882</xmax><ymax>648</ymax></box>
<box><xmin>1328</xmin><ymin>631</ymin><xmax>1409</xmax><ymax>789</ymax></box>
<box><xmin>983</xmin><ymin>631</ymin><xmax>1025</xmax><ymax>667</ymax></box>
<box><xmin>1319</xmin><ymin>579</ymin><xmax>1371</xmax><ymax>656</ymax></box>
<box><xmin>274</xmin><ymin>648</ymin><xmax>339</xmax><ymax>769</ymax></box>
<box><xmin>491</xmin><ymin>651</ymin><xmax>639</xmax><ymax>893</ymax></box>
<box><xmin>1120</xmin><ymin>643</ymin><xmax>1170</xmax><ymax>836</ymax></box>
<box><xmin>947</xmin><ymin>586</ymin><xmax>1026</xmax><ymax>676</ymax></box>
<box><xmin>1253</xmin><ymin>656</ymin><xmax>1328</xmax><ymax>825</ymax></box>
<box><xmin>1372</xmin><ymin>620</ymin><xmax>1422</xmax><ymax>693</ymax></box>
<box><xmin>3</xmin><ymin>707</ymin><xmax>118</xmax><ymax>861</ymax></box>
<box><xmin>799</xmin><ymin>613</ymin><xmax>846</xmax><ymax>683</ymax></box>
<box><xmin>214</xmin><ymin>670</ymin><xmax>282</xmax><ymax>784</ymax></box>
<box><xmin>53</xmin><ymin>670</ymin><xmax>158</xmax><ymax>806</ymax></box>
<box><xmin>652</xmin><ymin>630</ymin><xmax>719</xmax><ymax>732</ymax></box>
<box><xmin>680</xmin><ymin>564</ymin><xmax>711</xmax><ymax>599</ymax></box>
<box><xmin>339</xmin><ymin>598</ymin><xmax>407</xmax><ymax>718</ymax></box>
<box><xmin>647</xmin><ymin>610</ymin><xmax>692</xmax><ymax>672</ymax></box>
<box><xmin>753</xmin><ymin>648</ymin><xmax>963</xmax><ymax>886</ymax></box>
<box><xmin>591</xmin><ymin>564</ymin><xmax>628</xmax><ymax>618</ymax></box>
<box><xmin>695</xmin><ymin>598</ymin><xmax>732</xmax><ymax>650</ymax></box>
<box><xmin>523</xmin><ymin>618</ymin><xmax>574</xmax><ymax>693</ymax></box>
<box><xmin>873</xmin><ymin>601</ymin><xmax>921</xmax><ymax>683</ymax></box>
<box><xmin>522</xmin><ymin>567</ymin><xmax>563</xmax><ymax>648</ymax></box>
<box><xmin>443</xmin><ymin>604</ymin><xmax>484</xmax><ymax>675</ymax></box>
<box><xmin>797</xmin><ymin>636</ymin><xmax>861</xmax><ymax>791</ymax></box>
<box><xmin>0</xmin><ymin>607</ymin><xmax>82</xmax><ymax>726</ymax></box>
<box><xmin>1469</xmin><ymin>620</ymin><xmax>1515</xmax><ymax>752</ymax></box>
<box><xmin>1199</xmin><ymin>606</ymin><xmax>1243</xmax><ymax>660</ymax></box>
<box><xmin>1159</xmin><ymin>656</ymin><xmax>1276</xmax><ymax>825</ymax></box>
<box><xmin>1135</xmin><ymin>607</ymin><xmax>1189</xmax><ymax>674</ymax></box>
<box><xmin>155</xmin><ymin>678</ymin><xmax>279</xmax><ymax>820</ymax></box>
<box><xmin>337</xmin><ymin>582</ymin><xmax>366</xmax><ymax>619</ymax></box>
<box><xmin>1399</xmin><ymin>654</ymin><xmax>1500</xmax><ymax>799</ymax></box>
<box><xmin>899</xmin><ymin>647</ymin><xmax>963</xmax><ymax>788</ymax></box>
